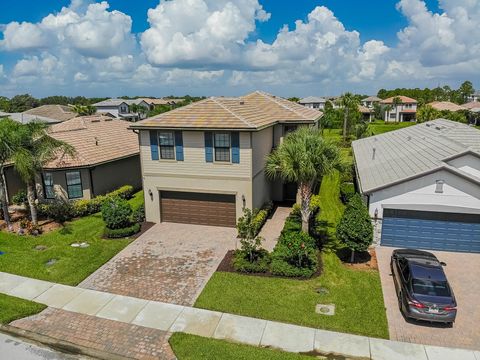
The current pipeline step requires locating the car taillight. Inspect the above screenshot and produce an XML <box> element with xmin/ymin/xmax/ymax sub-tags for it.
<box><xmin>407</xmin><ymin>299</ymin><xmax>426</xmax><ymax>308</ymax></box>
<box><xmin>443</xmin><ymin>306</ymin><xmax>456</xmax><ymax>311</ymax></box>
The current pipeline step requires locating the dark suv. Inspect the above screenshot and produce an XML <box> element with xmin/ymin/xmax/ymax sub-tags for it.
<box><xmin>390</xmin><ymin>249</ymin><xmax>457</xmax><ymax>325</ymax></box>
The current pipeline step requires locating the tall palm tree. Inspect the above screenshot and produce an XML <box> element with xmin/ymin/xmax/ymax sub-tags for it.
<box><xmin>265</xmin><ymin>127</ymin><xmax>342</xmax><ymax>233</ymax></box>
<box><xmin>12</xmin><ymin>122</ymin><xmax>74</xmax><ymax>225</ymax></box>
<box><xmin>392</xmin><ymin>96</ymin><xmax>402</xmax><ymax>122</ymax></box>
<box><xmin>70</xmin><ymin>104</ymin><xmax>96</xmax><ymax>116</ymax></box>
<box><xmin>337</xmin><ymin>93</ymin><xmax>360</xmax><ymax>143</ymax></box>
<box><xmin>0</xmin><ymin>118</ymin><xmax>22</xmax><ymax>230</ymax></box>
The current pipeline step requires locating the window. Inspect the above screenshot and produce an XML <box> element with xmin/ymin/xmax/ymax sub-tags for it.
<box><xmin>66</xmin><ymin>171</ymin><xmax>83</xmax><ymax>199</ymax></box>
<box><xmin>158</xmin><ymin>132</ymin><xmax>175</xmax><ymax>159</ymax></box>
<box><xmin>284</xmin><ymin>125</ymin><xmax>297</xmax><ymax>134</ymax></box>
<box><xmin>435</xmin><ymin>180</ymin><xmax>444</xmax><ymax>193</ymax></box>
<box><xmin>412</xmin><ymin>279</ymin><xmax>451</xmax><ymax>297</ymax></box>
<box><xmin>389</xmin><ymin>113</ymin><xmax>396</xmax><ymax>119</ymax></box>
<box><xmin>214</xmin><ymin>132</ymin><xmax>231</xmax><ymax>162</ymax></box>
<box><xmin>120</xmin><ymin>105</ymin><xmax>128</xmax><ymax>113</ymax></box>
<box><xmin>43</xmin><ymin>173</ymin><xmax>54</xmax><ymax>199</ymax></box>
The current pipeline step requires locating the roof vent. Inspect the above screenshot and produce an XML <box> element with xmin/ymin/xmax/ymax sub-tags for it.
<box><xmin>239</xmin><ymin>101</ymin><xmax>245</xmax><ymax>105</ymax></box>
<box><xmin>426</xmin><ymin>123</ymin><xmax>431</xmax><ymax>127</ymax></box>
<box><xmin>94</xmin><ymin>137</ymin><xmax>99</xmax><ymax>146</ymax></box>
<box><xmin>372</xmin><ymin>147</ymin><xmax>376</xmax><ymax>160</ymax></box>
<box><xmin>407</xmin><ymin>136</ymin><xmax>411</xmax><ymax>141</ymax></box>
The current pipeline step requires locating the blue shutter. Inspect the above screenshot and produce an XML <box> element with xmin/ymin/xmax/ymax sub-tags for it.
<box><xmin>149</xmin><ymin>130</ymin><xmax>159</xmax><ymax>160</ymax></box>
<box><xmin>204</xmin><ymin>132</ymin><xmax>213</xmax><ymax>162</ymax></box>
<box><xmin>175</xmin><ymin>131</ymin><xmax>184</xmax><ymax>161</ymax></box>
<box><xmin>231</xmin><ymin>132</ymin><xmax>240</xmax><ymax>164</ymax></box>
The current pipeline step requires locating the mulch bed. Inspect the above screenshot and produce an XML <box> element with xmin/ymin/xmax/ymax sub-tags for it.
<box><xmin>338</xmin><ymin>248</ymin><xmax>378</xmax><ymax>271</ymax></box>
<box><xmin>216</xmin><ymin>250</ymin><xmax>323</xmax><ymax>280</ymax></box>
<box><xmin>131</xmin><ymin>221</ymin><xmax>155</xmax><ymax>239</ymax></box>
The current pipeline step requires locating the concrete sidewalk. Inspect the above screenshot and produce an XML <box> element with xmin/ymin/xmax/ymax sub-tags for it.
<box><xmin>260</xmin><ymin>206</ymin><xmax>291</xmax><ymax>251</ymax></box>
<box><xmin>1</xmin><ymin>272</ymin><xmax>479</xmax><ymax>360</ymax></box>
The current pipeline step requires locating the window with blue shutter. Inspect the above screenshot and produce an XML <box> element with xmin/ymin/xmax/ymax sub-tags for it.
<box><xmin>231</xmin><ymin>132</ymin><xmax>240</xmax><ymax>164</ymax></box>
<box><xmin>204</xmin><ymin>132</ymin><xmax>213</xmax><ymax>162</ymax></box>
<box><xmin>175</xmin><ymin>131</ymin><xmax>184</xmax><ymax>161</ymax></box>
<box><xmin>150</xmin><ymin>130</ymin><xmax>159</xmax><ymax>160</ymax></box>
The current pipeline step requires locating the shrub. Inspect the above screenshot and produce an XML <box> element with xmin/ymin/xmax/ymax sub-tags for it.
<box><xmin>101</xmin><ymin>197</ymin><xmax>133</xmax><ymax>230</ymax></box>
<box><xmin>72</xmin><ymin>199</ymin><xmax>91</xmax><ymax>217</ymax></box>
<box><xmin>132</xmin><ymin>204</ymin><xmax>145</xmax><ymax>223</ymax></box>
<box><xmin>108</xmin><ymin>185</ymin><xmax>134</xmax><ymax>200</ymax></box>
<box><xmin>104</xmin><ymin>223</ymin><xmax>141</xmax><ymax>238</ymax></box>
<box><xmin>38</xmin><ymin>200</ymin><xmax>74</xmax><ymax>223</ymax></box>
<box><xmin>339</xmin><ymin>182</ymin><xmax>355</xmax><ymax>204</ymax></box>
<box><xmin>233</xmin><ymin>249</ymin><xmax>270</xmax><ymax>273</ymax></box>
<box><xmin>340</xmin><ymin>164</ymin><xmax>354</xmax><ymax>183</ymax></box>
<box><xmin>309</xmin><ymin>194</ymin><xmax>321</xmax><ymax>212</ymax></box>
<box><xmin>336</xmin><ymin>194</ymin><xmax>373</xmax><ymax>262</ymax></box>
<box><xmin>236</xmin><ymin>208</ymin><xmax>265</xmax><ymax>262</ymax></box>
<box><xmin>252</xmin><ymin>208</ymin><xmax>269</xmax><ymax>234</ymax></box>
<box><xmin>280</xmin><ymin>213</ymin><xmax>302</xmax><ymax>237</ymax></box>
<box><xmin>12</xmin><ymin>190</ymin><xmax>27</xmax><ymax>205</ymax></box>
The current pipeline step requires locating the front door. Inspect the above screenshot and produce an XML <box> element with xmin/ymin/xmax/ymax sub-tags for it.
<box><xmin>283</xmin><ymin>182</ymin><xmax>297</xmax><ymax>202</ymax></box>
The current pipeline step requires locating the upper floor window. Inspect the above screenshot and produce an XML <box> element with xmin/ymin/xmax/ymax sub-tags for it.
<box><xmin>120</xmin><ymin>105</ymin><xmax>128</xmax><ymax>113</ymax></box>
<box><xmin>435</xmin><ymin>180</ymin><xmax>444</xmax><ymax>193</ymax></box>
<box><xmin>66</xmin><ymin>171</ymin><xmax>82</xmax><ymax>199</ymax></box>
<box><xmin>43</xmin><ymin>172</ymin><xmax>54</xmax><ymax>199</ymax></box>
<box><xmin>158</xmin><ymin>132</ymin><xmax>175</xmax><ymax>160</ymax></box>
<box><xmin>214</xmin><ymin>132</ymin><xmax>231</xmax><ymax>162</ymax></box>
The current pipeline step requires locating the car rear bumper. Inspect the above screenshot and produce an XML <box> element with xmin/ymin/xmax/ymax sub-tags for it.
<box><xmin>406</xmin><ymin>307</ymin><xmax>456</xmax><ymax>323</ymax></box>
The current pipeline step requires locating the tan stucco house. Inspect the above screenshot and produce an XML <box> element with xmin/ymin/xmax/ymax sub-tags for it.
<box><xmin>3</xmin><ymin>115</ymin><xmax>142</xmax><ymax>202</ymax></box>
<box><xmin>130</xmin><ymin>91</ymin><xmax>322</xmax><ymax>228</ymax></box>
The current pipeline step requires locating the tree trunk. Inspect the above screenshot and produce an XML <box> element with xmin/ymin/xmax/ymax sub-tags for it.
<box><xmin>350</xmin><ymin>249</ymin><xmax>355</xmax><ymax>263</ymax></box>
<box><xmin>0</xmin><ymin>169</ymin><xmax>12</xmax><ymax>231</ymax></box>
<box><xmin>26</xmin><ymin>182</ymin><xmax>38</xmax><ymax>225</ymax></box>
<box><xmin>299</xmin><ymin>181</ymin><xmax>313</xmax><ymax>233</ymax></box>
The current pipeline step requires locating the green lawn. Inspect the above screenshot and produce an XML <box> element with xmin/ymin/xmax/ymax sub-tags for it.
<box><xmin>169</xmin><ymin>333</ymin><xmax>317</xmax><ymax>360</ymax></box>
<box><xmin>368</xmin><ymin>120</ymin><xmax>415</xmax><ymax>135</ymax></box>
<box><xmin>0</xmin><ymin>294</ymin><xmax>46</xmax><ymax>324</ymax></box>
<box><xmin>0</xmin><ymin>192</ymin><xmax>144</xmax><ymax>285</ymax></box>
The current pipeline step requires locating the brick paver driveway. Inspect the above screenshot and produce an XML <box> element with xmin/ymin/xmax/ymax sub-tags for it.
<box><xmin>80</xmin><ymin>222</ymin><xmax>237</xmax><ymax>306</ymax></box>
<box><xmin>376</xmin><ymin>246</ymin><xmax>480</xmax><ymax>351</ymax></box>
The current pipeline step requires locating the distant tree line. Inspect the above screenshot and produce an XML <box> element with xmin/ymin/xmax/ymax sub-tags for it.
<box><xmin>377</xmin><ymin>81</ymin><xmax>475</xmax><ymax>106</ymax></box>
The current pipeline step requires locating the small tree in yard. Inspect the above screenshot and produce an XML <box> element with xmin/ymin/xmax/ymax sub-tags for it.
<box><xmin>236</xmin><ymin>208</ymin><xmax>264</xmax><ymax>262</ymax></box>
<box><xmin>336</xmin><ymin>194</ymin><xmax>373</xmax><ymax>263</ymax></box>
<box><xmin>101</xmin><ymin>196</ymin><xmax>133</xmax><ymax>230</ymax></box>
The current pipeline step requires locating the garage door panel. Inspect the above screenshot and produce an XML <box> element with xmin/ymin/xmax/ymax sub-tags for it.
<box><xmin>160</xmin><ymin>191</ymin><xmax>236</xmax><ymax>227</ymax></box>
<box><xmin>381</xmin><ymin>210</ymin><xmax>480</xmax><ymax>253</ymax></box>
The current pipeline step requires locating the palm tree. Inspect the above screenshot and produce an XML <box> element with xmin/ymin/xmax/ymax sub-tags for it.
<box><xmin>337</xmin><ymin>93</ymin><xmax>360</xmax><ymax>143</ymax></box>
<box><xmin>265</xmin><ymin>127</ymin><xmax>342</xmax><ymax>233</ymax></box>
<box><xmin>70</xmin><ymin>104</ymin><xmax>96</xmax><ymax>116</ymax></box>
<box><xmin>392</xmin><ymin>96</ymin><xmax>402</xmax><ymax>122</ymax></box>
<box><xmin>0</xmin><ymin>118</ymin><xmax>22</xmax><ymax>230</ymax></box>
<box><xmin>12</xmin><ymin>122</ymin><xmax>74</xmax><ymax>225</ymax></box>
<box><xmin>416</xmin><ymin>105</ymin><xmax>440</xmax><ymax>123</ymax></box>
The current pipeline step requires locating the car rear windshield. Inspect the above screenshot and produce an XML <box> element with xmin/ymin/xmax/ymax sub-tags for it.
<box><xmin>412</xmin><ymin>279</ymin><xmax>451</xmax><ymax>297</ymax></box>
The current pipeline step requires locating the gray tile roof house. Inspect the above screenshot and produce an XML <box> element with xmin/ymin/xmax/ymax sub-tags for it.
<box><xmin>352</xmin><ymin>119</ymin><xmax>480</xmax><ymax>253</ymax></box>
<box><xmin>353</xmin><ymin>119</ymin><xmax>480</xmax><ymax>194</ymax></box>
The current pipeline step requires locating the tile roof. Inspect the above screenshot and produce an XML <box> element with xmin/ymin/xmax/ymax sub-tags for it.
<box><xmin>93</xmin><ymin>98</ymin><xmax>148</xmax><ymax>107</ymax></box>
<box><xmin>427</xmin><ymin>101</ymin><xmax>465</xmax><ymax>112</ymax></box>
<box><xmin>0</xmin><ymin>112</ymin><xmax>61</xmax><ymax>124</ymax></box>
<box><xmin>352</xmin><ymin>119</ymin><xmax>480</xmax><ymax>193</ymax></box>
<box><xmin>140</xmin><ymin>98</ymin><xmax>184</xmax><ymax>105</ymax></box>
<box><xmin>462</xmin><ymin>101</ymin><xmax>480</xmax><ymax>110</ymax></box>
<box><xmin>44</xmin><ymin>115</ymin><xmax>139</xmax><ymax>169</ymax></box>
<box><xmin>298</xmin><ymin>96</ymin><xmax>327</xmax><ymax>104</ymax></box>
<box><xmin>132</xmin><ymin>91</ymin><xmax>322</xmax><ymax>130</ymax></box>
<box><xmin>362</xmin><ymin>96</ymin><xmax>382</xmax><ymax>102</ymax></box>
<box><xmin>358</xmin><ymin>105</ymin><xmax>373</xmax><ymax>113</ymax></box>
<box><xmin>380</xmin><ymin>96</ymin><xmax>417</xmax><ymax>104</ymax></box>
<box><xmin>23</xmin><ymin>105</ymin><xmax>76</xmax><ymax>122</ymax></box>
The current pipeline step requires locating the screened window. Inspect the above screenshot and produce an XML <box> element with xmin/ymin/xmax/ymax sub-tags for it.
<box><xmin>158</xmin><ymin>132</ymin><xmax>175</xmax><ymax>159</ymax></box>
<box><xmin>66</xmin><ymin>171</ymin><xmax>82</xmax><ymax>199</ymax></box>
<box><xmin>214</xmin><ymin>133</ymin><xmax>230</xmax><ymax>162</ymax></box>
<box><xmin>43</xmin><ymin>173</ymin><xmax>54</xmax><ymax>199</ymax></box>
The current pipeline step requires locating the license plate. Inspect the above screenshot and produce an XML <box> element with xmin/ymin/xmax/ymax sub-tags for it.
<box><xmin>428</xmin><ymin>308</ymin><xmax>439</xmax><ymax>314</ymax></box>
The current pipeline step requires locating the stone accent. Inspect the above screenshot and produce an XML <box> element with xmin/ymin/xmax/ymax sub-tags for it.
<box><xmin>372</xmin><ymin>218</ymin><xmax>382</xmax><ymax>246</ymax></box>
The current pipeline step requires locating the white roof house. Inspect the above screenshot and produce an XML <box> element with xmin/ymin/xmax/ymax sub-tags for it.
<box><xmin>352</xmin><ymin>119</ymin><xmax>480</xmax><ymax>253</ymax></box>
<box><xmin>92</xmin><ymin>98</ymin><xmax>150</xmax><ymax>121</ymax></box>
<box><xmin>298</xmin><ymin>96</ymin><xmax>327</xmax><ymax>110</ymax></box>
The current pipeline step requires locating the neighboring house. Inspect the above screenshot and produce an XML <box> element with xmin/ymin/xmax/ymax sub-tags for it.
<box><xmin>467</xmin><ymin>91</ymin><xmax>480</xmax><ymax>103</ymax></box>
<box><xmin>462</xmin><ymin>101</ymin><xmax>480</xmax><ymax>111</ymax></box>
<box><xmin>23</xmin><ymin>105</ymin><xmax>77</xmax><ymax>122</ymax></box>
<box><xmin>358</xmin><ymin>105</ymin><xmax>374</xmax><ymax>122</ymax></box>
<box><xmin>427</xmin><ymin>101</ymin><xmax>465</xmax><ymax>112</ymax></box>
<box><xmin>130</xmin><ymin>91</ymin><xmax>321</xmax><ymax>228</ymax></box>
<box><xmin>380</xmin><ymin>96</ymin><xmax>417</xmax><ymax>122</ymax></box>
<box><xmin>3</xmin><ymin>115</ymin><xmax>141</xmax><ymax>203</ymax></box>
<box><xmin>140</xmin><ymin>98</ymin><xmax>184</xmax><ymax>107</ymax></box>
<box><xmin>361</xmin><ymin>96</ymin><xmax>382</xmax><ymax>109</ymax></box>
<box><xmin>92</xmin><ymin>99</ymin><xmax>150</xmax><ymax>121</ymax></box>
<box><xmin>352</xmin><ymin>119</ymin><xmax>480</xmax><ymax>253</ymax></box>
<box><xmin>298</xmin><ymin>96</ymin><xmax>327</xmax><ymax>110</ymax></box>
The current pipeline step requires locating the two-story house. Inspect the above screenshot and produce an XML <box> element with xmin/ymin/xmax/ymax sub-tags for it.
<box><xmin>298</xmin><ymin>96</ymin><xmax>327</xmax><ymax>110</ymax></box>
<box><xmin>380</xmin><ymin>96</ymin><xmax>417</xmax><ymax>122</ymax></box>
<box><xmin>361</xmin><ymin>96</ymin><xmax>382</xmax><ymax>109</ymax></box>
<box><xmin>131</xmin><ymin>91</ymin><xmax>321</xmax><ymax>227</ymax></box>
<box><xmin>93</xmin><ymin>99</ymin><xmax>150</xmax><ymax>121</ymax></box>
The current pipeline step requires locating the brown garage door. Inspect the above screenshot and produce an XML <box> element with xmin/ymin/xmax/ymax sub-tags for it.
<box><xmin>160</xmin><ymin>191</ymin><xmax>236</xmax><ymax>227</ymax></box>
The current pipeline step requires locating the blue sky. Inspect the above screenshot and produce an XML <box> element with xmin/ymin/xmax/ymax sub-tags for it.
<box><xmin>0</xmin><ymin>0</ymin><xmax>477</xmax><ymax>98</ymax></box>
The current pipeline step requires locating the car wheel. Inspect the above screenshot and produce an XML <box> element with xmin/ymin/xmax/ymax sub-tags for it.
<box><xmin>398</xmin><ymin>292</ymin><xmax>403</xmax><ymax>311</ymax></box>
<box><xmin>446</xmin><ymin>322</ymin><xmax>454</xmax><ymax>328</ymax></box>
